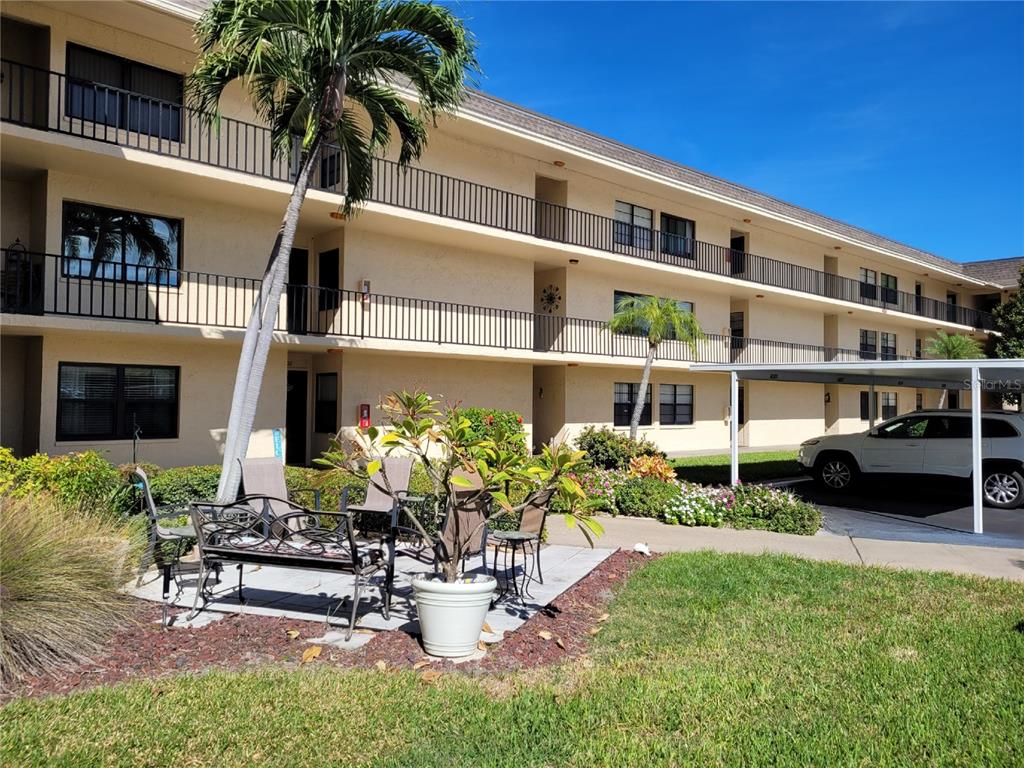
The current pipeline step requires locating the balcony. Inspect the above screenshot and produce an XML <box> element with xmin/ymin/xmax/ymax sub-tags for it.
<box><xmin>2</xmin><ymin>250</ymin><xmax>912</xmax><ymax>366</ymax></box>
<box><xmin>0</xmin><ymin>59</ymin><xmax>995</xmax><ymax>332</ymax></box>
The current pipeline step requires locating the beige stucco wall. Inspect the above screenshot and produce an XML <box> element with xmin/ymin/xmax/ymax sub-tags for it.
<box><xmin>559</xmin><ymin>367</ymin><xmax>731</xmax><ymax>453</ymax></box>
<box><xmin>337</xmin><ymin>350</ymin><xmax>534</xmax><ymax>449</ymax></box>
<box><xmin>343</xmin><ymin>228</ymin><xmax>534</xmax><ymax>310</ymax></box>
<box><xmin>1</xmin><ymin>336</ymin><xmax>28</xmax><ymax>455</ymax></box>
<box><xmin>827</xmin><ymin>385</ymin><xmax>923</xmax><ymax>436</ymax></box>
<box><xmin>532</xmin><ymin>365</ymin><xmax>567</xmax><ymax>448</ymax></box>
<box><xmin>32</xmin><ymin>331</ymin><xmax>286</xmax><ymax>467</ymax></box>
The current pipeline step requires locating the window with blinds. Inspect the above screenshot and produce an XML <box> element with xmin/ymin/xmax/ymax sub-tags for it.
<box><xmin>881</xmin><ymin>332</ymin><xmax>897</xmax><ymax>360</ymax></box>
<box><xmin>614</xmin><ymin>382</ymin><xmax>651</xmax><ymax>427</ymax></box>
<box><xmin>660</xmin><ymin>213</ymin><xmax>696</xmax><ymax>258</ymax></box>
<box><xmin>659</xmin><ymin>384</ymin><xmax>694</xmax><ymax>425</ymax></box>
<box><xmin>859</xmin><ymin>329</ymin><xmax>878</xmax><ymax>360</ymax></box>
<box><xmin>613</xmin><ymin>201</ymin><xmax>653</xmax><ymax>249</ymax></box>
<box><xmin>57</xmin><ymin>363</ymin><xmax>179</xmax><ymax>440</ymax></box>
<box><xmin>65</xmin><ymin>44</ymin><xmax>183</xmax><ymax>141</ymax></box>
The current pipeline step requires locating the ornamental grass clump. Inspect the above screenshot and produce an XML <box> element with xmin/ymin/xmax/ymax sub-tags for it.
<box><xmin>0</xmin><ymin>494</ymin><xmax>142</xmax><ymax>683</ymax></box>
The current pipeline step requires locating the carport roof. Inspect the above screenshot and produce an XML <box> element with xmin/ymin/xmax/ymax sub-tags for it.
<box><xmin>691</xmin><ymin>359</ymin><xmax>1024</xmax><ymax>391</ymax></box>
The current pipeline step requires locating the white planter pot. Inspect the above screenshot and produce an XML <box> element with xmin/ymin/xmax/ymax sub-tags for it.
<box><xmin>411</xmin><ymin>573</ymin><xmax>497</xmax><ymax>658</ymax></box>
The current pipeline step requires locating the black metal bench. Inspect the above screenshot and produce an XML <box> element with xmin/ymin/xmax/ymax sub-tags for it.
<box><xmin>189</xmin><ymin>492</ymin><xmax>396</xmax><ymax>640</ymax></box>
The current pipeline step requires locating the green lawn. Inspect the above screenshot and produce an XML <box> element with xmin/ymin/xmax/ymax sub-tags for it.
<box><xmin>3</xmin><ymin>553</ymin><xmax>1022</xmax><ymax>767</ymax></box>
<box><xmin>672</xmin><ymin>449</ymin><xmax>803</xmax><ymax>485</ymax></box>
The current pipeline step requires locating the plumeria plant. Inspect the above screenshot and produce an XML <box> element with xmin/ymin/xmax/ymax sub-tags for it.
<box><xmin>319</xmin><ymin>390</ymin><xmax>602</xmax><ymax>583</ymax></box>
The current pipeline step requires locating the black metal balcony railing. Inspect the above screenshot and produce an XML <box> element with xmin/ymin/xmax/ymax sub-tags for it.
<box><xmin>0</xmin><ymin>59</ymin><xmax>994</xmax><ymax>331</ymax></box>
<box><xmin>1</xmin><ymin>250</ymin><xmax>911</xmax><ymax>365</ymax></box>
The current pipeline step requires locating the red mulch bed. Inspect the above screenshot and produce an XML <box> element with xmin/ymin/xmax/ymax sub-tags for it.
<box><xmin>1</xmin><ymin>549</ymin><xmax>649</xmax><ymax>703</ymax></box>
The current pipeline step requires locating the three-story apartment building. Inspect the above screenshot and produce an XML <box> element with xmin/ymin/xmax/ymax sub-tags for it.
<box><xmin>0</xmin><ymin>1</ymin><xmax>1015</xmax><ymax>467</ymax></box>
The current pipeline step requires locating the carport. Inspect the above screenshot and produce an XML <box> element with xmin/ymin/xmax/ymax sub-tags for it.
<box><xmin>691</xmin><ymin>359</ymin><xmax>1024</xmax><ymax>534</ymax></box>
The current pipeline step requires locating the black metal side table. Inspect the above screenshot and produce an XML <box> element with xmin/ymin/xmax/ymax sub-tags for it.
<box><xmin>490</xmin><ymin>530</ymin><xmax>540</xmax><ymax>602</ymax></box>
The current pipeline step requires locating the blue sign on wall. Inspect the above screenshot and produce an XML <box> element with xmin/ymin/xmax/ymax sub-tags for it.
<box><xmin>273</xmin><ymin>428</ymin><xmax>283</xmax><ymax>459</ymax></box>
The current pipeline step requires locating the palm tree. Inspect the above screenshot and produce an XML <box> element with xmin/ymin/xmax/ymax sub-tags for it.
<box><xmin>188</xmin><ymin>0</ymin><xmax>476</xmax><ymax>501</ymax></box>
<box><xmin>62</xmin><ymin>204</ymin><xmax>176</xmax><ymax>278</ymax></box>
<box><xmin>925</xmin><ymin>331</ymin><xmax>984</xmax><ymax>408</ymax></box>
<box><xmin>606</xmin><ymin>295</ymin><xmax>704</xmax><ymax>440</ymax></box>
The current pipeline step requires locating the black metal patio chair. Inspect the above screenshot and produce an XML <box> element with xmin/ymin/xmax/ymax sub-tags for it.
<box><xmin>132</xmin><ymin>466</ymin><xmax>197</xmax><ymax>626</ymax></box>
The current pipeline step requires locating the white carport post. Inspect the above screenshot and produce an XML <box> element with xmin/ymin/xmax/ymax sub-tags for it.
<box><xmin>971</xmin><ymin>366</ymin><xmax>983</xmax><ymax>534</ymax></box>
<box><xmin>730</xmin><ymin>370</ymin><xmax>740</xmax><ymax>485</ymax></box>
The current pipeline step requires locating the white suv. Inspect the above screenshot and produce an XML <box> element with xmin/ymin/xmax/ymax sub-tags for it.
<box><xmin>798</xmin><ymin>410</ymin><xmax>1024</xmax><ymax>509</ymax></box>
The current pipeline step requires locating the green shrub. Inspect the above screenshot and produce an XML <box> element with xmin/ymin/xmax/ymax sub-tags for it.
<box><xmin>614</xmin><ymin>476</ymin><xmax>680</xmax><ymax>518</ymax></box>
<box><xmin>0</xmin><ymin>450</ymin><xmax>128</xmax><ymax>513</ymax></box>
<box><xmin>461</xmin><ymin>407</ymin><xmax>527</xmax><ymax>455</ymax></box>
<box><xmin>576</xmin><ymin>426</ymin><xmax>662</xmax><ymax>470</ymax></box>
<box><xmin>147</xmin><ymin>464</ymin><xmax>221</xmax><ymax>507</ymax></box>
<box><xmin>726</xmin><ymin>485</ymin><xmax>821</xmax><ymax>535</ymax></box>
<box><xmin>0</xmin><ymin>494</ymin><xmax>143</xmax><ymax>683</ymax></box>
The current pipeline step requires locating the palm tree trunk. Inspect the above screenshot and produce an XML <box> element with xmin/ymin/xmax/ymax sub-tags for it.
<box><xmin>630</xmin><ymin>342</ymin><xmax>658</xmax><ymax>441</ymax></box>
<box><xmin>216</xmin><ymin>134</ymin><xmax>325</xmax><ymax>502</ymax></box>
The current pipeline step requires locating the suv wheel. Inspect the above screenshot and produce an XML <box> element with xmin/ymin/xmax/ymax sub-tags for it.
<box><xmin>816</xmin><ymin>455</ymin><xmax>857</xmax><ymax>491</ymax></box>
<box><xmin>983</xmin><ymin>468</ymin><xmax>1024</xmax><ymax>509</ymax></box>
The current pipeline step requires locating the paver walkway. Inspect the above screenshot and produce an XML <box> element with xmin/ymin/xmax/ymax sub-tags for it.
<box><xmin>546</xmin><ymin>515</ymin><xmax>1024</xmax><ymax>582</ymax></box>
<box><xmin>133</xmin><ymin>544</ymin><xmax>614</xmax><ymax>646</ymax></box>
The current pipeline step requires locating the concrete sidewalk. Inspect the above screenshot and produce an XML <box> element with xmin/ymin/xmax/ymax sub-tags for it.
<box><xmin>547</xmin><ymin>515</ymin><xmax>1024</xmax><ymax>582</ymax></box>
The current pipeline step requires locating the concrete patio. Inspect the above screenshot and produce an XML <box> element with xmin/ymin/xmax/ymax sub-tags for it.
<box><xmin>133</xmin><ymin>543</ymin><xmax>614</xmax><ymax>648</ymax></box>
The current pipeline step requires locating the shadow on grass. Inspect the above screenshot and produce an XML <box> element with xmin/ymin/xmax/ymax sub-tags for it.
<box><xmin>674</xmin><ymin>460</ymin><xmax>805</xmax><ymax>486</ymax></box>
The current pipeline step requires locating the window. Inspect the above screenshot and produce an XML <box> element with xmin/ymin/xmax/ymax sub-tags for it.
<box><xmin>660</xmin><ymin>213</ymin><xmax>695</xmax><ymax>258</ymax></box>
<box><xmin>57</xmin><ymin>362</ymin><xmax>178</xmax><ymax>440</ymax></box>
<box><xmin>614</xmin><ymin>382</ymin><xmax>651</xmax><ymax>427</ymax></box>
<box><xmin>924</xmin><ymin>416</ymin><xmax>971</xmax><ymax>439</ymax></box>
<box><xmin>66</xmin><ymin>44</ymin><xmax>182</xmax><ymax>140</ymax></box>
<box><xmin>877</xmin><ymin>415</ymin><xmax>928</xmax><ymax>439</ymax></box>
<box><xmin>859</xmin><ymin>329</ymin><xmax>878</xmax><ymax>360</ymax></box>
<box><xmin>314</xmin><ymin>373</ymin><xmax>338</xmax><ymax>433</ymax></box>
<box><xmin>738</xmin><ymin>384</ymin><xmax>746</xmax><ymax>425</ymax></box>
<box><xmin>880</xmin><ymin>392</ymin><xmax>897</xmax><ymax>420</ymax></box>
<box><xmin>880</xmin><ymin>273</ymin><xmax>898</xmax><ymax>304</ymax></box>
<box><xmin>916</xmin><ymin>393</ymin><xmax>923</xmax><ymax>411</ymax></box>
<box><xmin>730</xmin><ymin>311</ymin><xmax>745</xmax><ymax>351</ymax></box>
<box><xmin>613</xmin><ymin>201</ymin><xmax>653</xmax><ymax>249</ymax></box>
<box><xmin>317</xmin><ymin>249</ymin><xmax>340</xmax><ymax>310</ymax></box>
<box><xmin>915</xmin><ymin>338</ymin><xmax>922</xmax><ymax>359</ymax></box>
<box><xmin>983</xmin><ymin>419</ymin><xmax>1020</xmax><ymax>438</ymax></box>
<box><xmin>859</xmin><ymin>268</ymin><xmax>877</xmax><ymax>300</ymax></box>
<box><xmin>319</xmin><ymin>148</ymin><xmax>342</xmax><ymax>189</ymax></box>
<box><xmin>947</xmin><ymin>390</ymin><xmax>960</xmax><ymax>409</ymax></box>
<box><xmin>62</xmin><ymin>201</ymin><xmax>181</xmax><ymax>284</ymax></box>
<box><xmin>659</xmin><ymin>384</ymin><xmax>694</xmax><ymax>425</ymax></box>
<box><xmin>880</xmin><ymin>332</ymin><xmax>897</xmax><ymax>360</ymax></box>
<box><xmin>859</xmin><ymin>391</ymin><xmax>877</xmax><ymax>421</ymax></box>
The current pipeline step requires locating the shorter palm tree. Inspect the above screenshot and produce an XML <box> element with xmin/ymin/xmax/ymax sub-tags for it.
<box><xmin>607</xmin><ymin>295</ymin><xmax>704</xmax><ymax>439</ymax></box>
<box><xmin>925</xmin><ymin>331</ymin><xmax>984</xmax><ymax>407</ymax></box>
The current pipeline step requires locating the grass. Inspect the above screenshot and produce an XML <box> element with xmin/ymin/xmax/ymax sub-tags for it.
<box><xmin>672</xmin><ymin>449</ymin><xmax>802</xmax><ymax>485</ymax></box>
<box><xmin>3</xmin><ymin>552</ymin><xmax>1022</xmax><ymax>767</ymax></box>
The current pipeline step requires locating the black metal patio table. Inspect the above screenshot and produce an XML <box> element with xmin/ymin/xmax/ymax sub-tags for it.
<box><xmin>490</xmin><ymin>530</ymin><xmax>540</xmax><ymax>602</ymax></box>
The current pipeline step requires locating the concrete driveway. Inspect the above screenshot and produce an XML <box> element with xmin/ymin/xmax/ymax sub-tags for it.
<box><xmin>792</xmin><ymin>478</ymin><xmax>1024</xmax><ymax>548</ymax></box>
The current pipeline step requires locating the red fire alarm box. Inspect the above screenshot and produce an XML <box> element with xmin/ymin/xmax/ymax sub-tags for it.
<box><xmin>358</xmin><ymin>403</ymin><xmax>371</xmax><ymax>428</ymax></box>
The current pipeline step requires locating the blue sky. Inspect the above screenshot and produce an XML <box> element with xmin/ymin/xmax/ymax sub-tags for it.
<box><xmin>444</xmin><ymin>1</ymin><xmax>1023</xmax><ymax>264</ymax></box>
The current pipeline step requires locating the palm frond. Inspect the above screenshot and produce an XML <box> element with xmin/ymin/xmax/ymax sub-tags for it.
<box><xmin>188</xmin><ymin>0</ymin><xmax>476</xmax><ymax>209</ymax></box>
